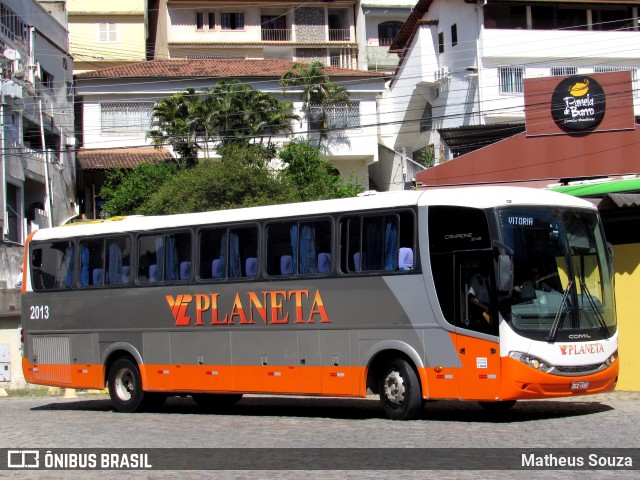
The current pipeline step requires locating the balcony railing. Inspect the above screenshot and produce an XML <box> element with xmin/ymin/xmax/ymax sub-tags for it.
<box><xmin>261</xmin><ymin>29</ymin><xmax>291</xmax><ymax>42</ymax></box>
<box><xmin>329</xmin><ymin>29</ymin><xmax>350</xmax><ymax>41</ymax></box>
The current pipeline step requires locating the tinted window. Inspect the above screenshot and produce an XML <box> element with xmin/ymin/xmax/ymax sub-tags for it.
<box><xmin>266</xmin><ymin>219</ymin><xmax>332</xmax><ymax>276</ymax></box>
<box><xmin>429</xmin><ymin>206</ymin><xmax>491</xmax><ymax>253</ymax></box>
<box><xmin>30</xmin><ymin>241</ymin><xmax>74</xmax><ymax>290</ymax></box>
<box><xmin>340</xmin><ymin>210</ymin><xmax>415</xmax><ymax>273</ymax></box>
<box><xmin>199</xmin><ymin>225</ymin><xmax>258</xmax><ymax>279</ymax></box>
<box><xmin>137</xmin><ymin>231</ymin><xmax>191</xmax><ymax>283</ymax></box>
<box><xmin>78</xmin><ymin>236</ymin><xmax>132</xmax><ymax>287</ymax></box>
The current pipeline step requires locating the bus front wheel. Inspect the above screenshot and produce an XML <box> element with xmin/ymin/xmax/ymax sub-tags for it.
<box><xmin>108</xmin><ymin>357</ymin><xmax>150</xmax><ymax>413</ymax></box>
<box><xmin>378</xmin><ymin>358</ymin><xmax>423</xmax><ymax>420</ymax></box>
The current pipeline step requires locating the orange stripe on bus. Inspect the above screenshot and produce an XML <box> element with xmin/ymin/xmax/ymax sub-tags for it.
<box><xmin>497</xmin><ymin>355</ymin><xmax>618</xmax><ymax>399</ymax></box>
<box><xmin>22</xmin><ymin>358</ymin><xmax>104</xmax><ymax>389</ymax></box>
<box><xmin>22</xmin><ymin>230</ymin><xmax>38</xmax><ymax>295</ymax></box>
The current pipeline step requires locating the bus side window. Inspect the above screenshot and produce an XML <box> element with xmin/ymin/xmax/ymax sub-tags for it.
<box><xmin>266</xmin><ymin>222</ymin><xmax>294</xmax><ymax>276</ymax></box>
<box><xmin>230</xmin><ymin>226</ymin><xmax>258</xmax><ymax>278</ymax></box>
<box><xmin>32</xmin><ymin>242</ymin><xmax>74</xmax><ymax>290</ymax></box>
<box><xmin>199</xmin><ymin>228</ymin><xmax>227</xmax><ymax>280</ymax></box>
<box><xmin>166</xmin><ymin>232</ymin><xmax>191</xmax><ymax>282</ymax></box>
<box><xmin>341</xmin><ymin>216</ymin><xmax>361</xmax><ymax>273</ymax></box>
<box><xmin>106</xmin><ymin>237</ymin><xmax>131</xmax><ymax>285</ymax></box>
<box><xmin>137</xmin><ymin>235</ymin><xmax>161</xmax><ymax>283</ymax></box>
<box><xmin>80</xmin><ymin>238</ymin><xmax>105</xmax><ymax>286</ymax></box>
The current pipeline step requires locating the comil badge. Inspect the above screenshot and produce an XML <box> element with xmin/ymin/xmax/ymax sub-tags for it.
<box><xmin>551</xmin><ymin>75</ymin><xmax>606</xmax><ymax>132</ymax></box>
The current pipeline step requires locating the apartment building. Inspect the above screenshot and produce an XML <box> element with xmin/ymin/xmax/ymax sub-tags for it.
<box><xmin>357</xmin><ymin>0</ymin><xmax>413</xmax><ymax>72</ymax></box>
<box><xmin>151</xmin><ymin>0</ymin><xmax>359</xmax><ymax>69</ymax></box>
<box><xmin>381</xmin><ymin>0</ymin><xmax>640</xmax><ymax>171</ymax></box>
<box><xmin>66</xmin><ymin>0</ymin><xmax>148</xmax><ymax>74</ymax></box>
<box><xmin>0</xmin><ymin>0</ymin><xmax>75</xmax><ymax>247</ymax></box>
<box><xmin>0</xmin><ymin>0</ymin><xmax>75</xmax><ymax>390</ymax></box>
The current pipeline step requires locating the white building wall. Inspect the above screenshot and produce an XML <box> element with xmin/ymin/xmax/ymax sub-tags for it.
<box><xmin>385</xmin><ymin>0</ymin><xmax>640</xmax><ymax>165</ymax></box>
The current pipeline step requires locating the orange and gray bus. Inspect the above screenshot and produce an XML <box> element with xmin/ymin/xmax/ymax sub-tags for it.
<box><xmin>21</xmin><ymin>187</ymin><xmax>618</xmax><ymax>420</ymax></box>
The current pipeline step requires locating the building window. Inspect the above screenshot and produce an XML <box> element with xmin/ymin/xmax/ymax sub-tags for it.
<box><xmin>595</xmin><ymin>66</ymin><xmax>638</xmax><ymax>95</ymax></box>
<box><xmin>221</xmin><ymin>12</ymin><xmax>244</xmax><ymax>30</ymax></box>
<box><xmin>498</xmin><ymin>65</ymin><xmax>525</xmax><ymax>94</ymax></box>
<box><xmin>101</xmin><ymin>102</ymin><xmax>154</xmax><ymax>135</ymax></box>
<box><xmin>196</xmin><ymin>12</ymin><xmax>215</xmax><ymax>30</ymax></box>
<box><xmin>97</xmin><ymin>22</ymin><xmax>118</xmax><ymax>42</ymax></box>
<box><xmin>551</xmin><ymin>66</ymin><xmax>578</xmax><ymax>76</ymax></box>
<box><xmin>378</xmin><ymin>21</ymin><xmax>403</xmax><ymax>46</ymax></box>
<box><xmin>451</xmin><ymin>24</ymin><xmax>458</xmax><ymax>46</ymax></box>
<box><xmin>438</xmin><ymin>32</ymin><xmax>445</xmax><ymax>53</ymax></box>
<box><xmin>308</xmin><ymin>101</ymin><xmax>360</xmax><ymax>131</ymax></box>
<box><xmin>0</xmin><ymin>3</ymin><xmax>28</xmax><ymax>47</ymax></box>
<box><xmin>40</xmin><ymin>69</ymin><xmax>54</xmax><ymax>90</ymax></box>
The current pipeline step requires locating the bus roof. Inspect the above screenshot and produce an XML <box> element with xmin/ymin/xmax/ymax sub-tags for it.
<box><xmin>31</xmin><ymin>186</ymin><xmax>595</xmax><ymax>241</ymax></box>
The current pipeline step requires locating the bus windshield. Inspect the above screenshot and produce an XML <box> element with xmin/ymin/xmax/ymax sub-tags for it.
<box><xmin>497</xmin><ymin>207</ymin><xmax>616</xmax><ymax>342</ymax></box>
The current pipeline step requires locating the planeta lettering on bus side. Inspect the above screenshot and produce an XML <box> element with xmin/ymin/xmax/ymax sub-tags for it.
<box><xmin>166</xmin><ymin>289</ymin><xmax>331</xmax><ymax>326</ymax></box>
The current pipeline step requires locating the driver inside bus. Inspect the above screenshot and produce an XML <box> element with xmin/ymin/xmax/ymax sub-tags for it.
<box><xmin>468</xmin><ymin>272</ymin><xmax>492</xmax><ymax>325</ymax></box>
<box><xmin>513</xmin><ymin>267</ymin><xmax>553</xmax><ymax>301</ymax></box>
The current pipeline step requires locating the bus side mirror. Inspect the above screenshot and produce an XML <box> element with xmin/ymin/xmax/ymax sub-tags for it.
<box><xmin>497</xmin><ymin>254</ymin><xmax>513</xmax><ymax>293</ymax></box>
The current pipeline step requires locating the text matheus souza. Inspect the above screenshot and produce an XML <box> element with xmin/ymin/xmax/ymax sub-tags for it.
<box><xmin>166</xmin><ymin>289</ymin><xmax>331</xmax><ymax>326</ymax></box>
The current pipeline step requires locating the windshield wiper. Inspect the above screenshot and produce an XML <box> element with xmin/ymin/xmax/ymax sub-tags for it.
<box><xmin>547</xmin><ymin>280</ymin><xmax>573</xmax><ymax>343</ymax></box>
<box><xmin>580</xmin><ymin>281</ymin><xmax>610</xmax><ymax>338</ymax></box>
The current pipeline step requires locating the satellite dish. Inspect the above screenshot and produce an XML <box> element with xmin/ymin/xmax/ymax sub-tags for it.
<box><xmin>3</xmin><ymin>49</ymin><xmax>20</xmax><ymax>61</ymax></box>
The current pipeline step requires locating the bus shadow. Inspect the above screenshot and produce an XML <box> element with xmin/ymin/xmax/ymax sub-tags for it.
<box><xmin>31</xmin><ymin>395</ymin><xmax>614</xmax><ymax>422</ymax></box>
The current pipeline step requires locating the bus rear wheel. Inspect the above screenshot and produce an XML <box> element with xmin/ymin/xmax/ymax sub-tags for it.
<box><xmin>108</xmin><ymin>357</ymin><xmax>157</xmax><ymax>413</ymax></box>
<box><xmin>378</xmin><ymin>358</ymin><xmax>423</xmax><ymax>420</ymax></box>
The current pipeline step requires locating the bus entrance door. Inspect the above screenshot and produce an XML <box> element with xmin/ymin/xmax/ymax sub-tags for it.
<box><xmin>455</xmin><ymin>254</ymin><xmax>501</xmax><ymax>400</ymax></box>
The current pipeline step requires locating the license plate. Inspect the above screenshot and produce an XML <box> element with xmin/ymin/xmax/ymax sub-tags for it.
<box><xmin>571</xmin><ymin>380</ymin><xmax>589</xmax><ymax>390</ymax></box>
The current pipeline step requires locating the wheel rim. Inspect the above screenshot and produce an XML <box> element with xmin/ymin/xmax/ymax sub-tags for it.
<box><xmin>383</xmin><ymin>370</ymin><xmax>405</xmax><ymax>406</ymax></box>
<box><xmin>114</xmin><ymin>367</ymin><xmax>135</xmax><ymax>402</ymax></box>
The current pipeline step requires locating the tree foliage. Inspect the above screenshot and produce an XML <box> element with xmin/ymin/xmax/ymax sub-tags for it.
<box><xmin>147</xmin><ymin>88</ymin><xmax>203</xmax><ymax>168</ymax></box>
<box><xmin>100</xmin><ymin>161</ymin><xmax>177</xmax><ymax>216</ymax></box>
<box><xmin>100</xmin><ymin>142</ymin><xmax>362</xmax><ymax>217</ymax></box>
<box><xmin>147</xmin><ymin>81</ymin><xmax>298</xmax><ymax>164</ymax></box>
<box><xmin>279</xmin><ymin>139</ymin><xmax>364</xmax><ymax>201</ymax></box>
<box><xmin>139</xmin><ymin>144</ymin><xmax>296</xmax><ymax>215</ymax></box>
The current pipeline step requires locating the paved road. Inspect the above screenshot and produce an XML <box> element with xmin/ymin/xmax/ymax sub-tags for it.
<box><xmin>1</xmin><ymin>390</ymin><xmax>639</xmax><ymax>479</ymax></box>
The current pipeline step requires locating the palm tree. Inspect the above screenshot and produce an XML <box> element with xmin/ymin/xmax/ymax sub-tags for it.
<box><xmin>147</xmin><ymin>88</ymin><xmax>203</xmax><ymax>168</ymax></box>
<box><xmin>280</xmin><ymin>61</ymin><xmax>351</xmax><ymax>147</ymax></box>
<box><xmin>200</xmin><ymin>80</ymin><xmax>298</xmax><ymax>149</ymax></box>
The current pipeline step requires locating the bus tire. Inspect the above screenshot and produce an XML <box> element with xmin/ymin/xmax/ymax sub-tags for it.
<box><xmin>478</xmin><ymin>400</ymin><xmax>517</xmax><ymax>412</ymax></box>
<box><xmin>192</xmin><ymin>393</ymin><xmax>243</xmax><ymax>410</ymax></box>
<box><xmin>108</xmin><ymin>357</ymin><xmax>147</xmax><ymax>413</ymax></box>
<box><xmin>378</xmin><ymin>358</ymin><xmax>423</xmax><ymax>420</ymax></box>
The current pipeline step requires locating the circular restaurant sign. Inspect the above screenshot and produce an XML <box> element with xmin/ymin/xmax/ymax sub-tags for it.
<box><xmin>551</xmin><ymin>76</ymin><xmax>606</xmax><ymax>131</ymax></box>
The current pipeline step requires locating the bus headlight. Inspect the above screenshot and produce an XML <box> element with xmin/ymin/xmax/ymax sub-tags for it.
<box><xmin>604</xmin><ymin>351</ymin><xmax>618</xmax><ymax>367</ymax></box>
<box><xmin>509</xmin><ymin>351</ymin><xmax>553</xmax><ymax>373</ymax></box>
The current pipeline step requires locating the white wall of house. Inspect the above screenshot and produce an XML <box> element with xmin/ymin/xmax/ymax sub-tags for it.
<box><xmin>383</xmin><ymin>0</ymin><xmax>640</xmax><ymax>168</ymax></box>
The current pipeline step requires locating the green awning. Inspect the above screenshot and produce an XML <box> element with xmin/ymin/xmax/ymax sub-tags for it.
<box><xmin>548</xmin><ymin>178</ymin><xmax>640</xmax><ymax>197</ymax></box>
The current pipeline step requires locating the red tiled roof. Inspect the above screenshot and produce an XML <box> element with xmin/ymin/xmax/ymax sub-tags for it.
<box><xmin>77</xmin><ymin>147</ymin><xmax>173</xmax><ymax>170</ymax></box>
<box><xmin>75</xmin><ymin>58</ymin><xmax>388</xmax><ymax>79</ymax></box>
